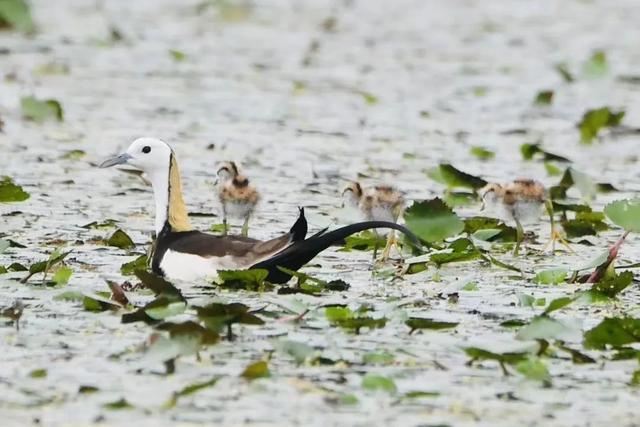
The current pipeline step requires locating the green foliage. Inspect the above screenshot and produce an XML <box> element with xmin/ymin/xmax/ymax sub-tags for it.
<box><xmin>52</xmin><ymin>266</ymin><xmax>72</xmax><ymax>285</ymax></box>
<box><xmin>196</xmin><ymin>302</ymin><xmax>264</xmax><ymax>340</ymax></box>
<box><xmin>0</xmin><ymin>0</ymin><xmax>34</xmax><ymax>32</ymax></box>
<box><xmin>426</xmin><ymin>164</ymin><xmax>487</xmax><ymax>190</ymax></box>
<box><xmin>405</xmin><ymin>318</ymin><xmax>458</xmax><ymax>333</ymax></box>
<box><xmin>21</xmin><ymin>249</ymin><xmax>72</xmax><ymax>284</ymax></box>
<box><xmin>534</xmin><ymin>268</ymin><xmax>568</xmax><ymax>285</ymax></box>
<box><xmin>325</xmin><ymin>306</ymin><xmax>387</xmax><ymax>334</ymax></box>
<box><xmin>404</xmin><ymin>198</ymin><xmax>464</xmax><ymax>243</ymax></box>
<box><xmin>470</xmin><ymin>146</ymin><xmax>495</xmax><ymax>160</ymax></box>
<box><xmin>583</xmin><ymin>317</ymin><xmax>640</xmax><ymax>349</ymax></box>
<box><xmin>520</xmin><ymin>143</ymin><xmax>570</xmax><ymax>162</ymax></box>
<box><xmin>578</xmin><ymin>107</ymin><xmax>624</xmax><ymax>144</ymax></box>
<box><xmin>515</xmin><ymin>357</ymin><xmax>550</xmax><ymax>382</ymax></box>
<box><xmin>604</xmin><ymin>199</ymin><xmax>640</xmax><ymax>232</ymax></box>
<box><xmin>217</xmin><ymin>269</ymin><xmax>271</xmax><ymax>291</ymax></box>
<box><xmin>164</xmin><ymin>377</ymin><xmax>219</xmax><ymax>409</ymax></box>
<box><xmin>169</xmin><ymin>49</ymin><xmax>186</xmax><ymax>61</ymax></box>
<box><xmin>533</xmin><ymin>90</ymin><xmax>554</xmax><ymax>106</ymax></box>
<box><xmin>21</xmin><ymin>96</ymin><xmax>64</xmax><ymax>122</ymax></box>
<box><xmin>589</xmin><ymin>271</ymin><xmax>634</xmax><ymax>299</ymax></box>
<box><xmin>555</xmin><ymin>63</ymin><xmax>574</xmax><ymax>83</ymax></box>
<box><xmin>107</xmin><ymin>229</ymin><xmax>135</xmax><ymax>249</ymax></box>
<box><xmin>241</xmin><ymin>360</ymin><xmax>270</xmax><ymax>380</ymax></box>
<box><xmin>120</xmin><ymin>254</ymin><xmax>147</xmax><ymax>275</ymax></box>
<box><xmin>341</xmin><ymin>230</ymin><xmax>386</xmax><ymax>252</ymax></box>
<box><xmin>361</xmin><ymin>374</ymin><xmax>397</xmax><ymax>393</ymax></box>
<box><xmin>583</xmin><ymin>50</ymin><xmax>608</xmax><ymax>77</ymax></box>
<box><xmin>0</xmin><ymin>176</ymin><xmax>30</xmax><ymax>202</ymax></box>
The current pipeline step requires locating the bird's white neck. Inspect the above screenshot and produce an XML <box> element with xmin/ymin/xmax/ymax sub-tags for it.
<box><xmin>147</xmin><ymin>155</ymin><xmax>192</xmax><ymax>235</ymax></box>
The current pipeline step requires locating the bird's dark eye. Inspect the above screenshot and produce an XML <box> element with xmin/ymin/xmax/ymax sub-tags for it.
<box><xmin>142</xmin><ymin>146</ymin><xmax>151</xmax><ymax>154</ymax></box>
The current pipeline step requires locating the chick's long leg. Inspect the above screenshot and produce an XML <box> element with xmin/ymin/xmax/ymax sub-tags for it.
<box><xmin>241</xmin><ymin>215</ymin><xmax>250</xmax><ymax>237</ymax></box>
<box><xmin>541</xmin><ymin>199</ymin><xmax>573</xmax><ymax>254</ymax></box>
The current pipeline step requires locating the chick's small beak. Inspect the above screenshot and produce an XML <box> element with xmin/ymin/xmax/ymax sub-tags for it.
<box><xmin>99</xmin><ymin>153</ymin><xmax>132</xmax><ymax>168</ymax></box>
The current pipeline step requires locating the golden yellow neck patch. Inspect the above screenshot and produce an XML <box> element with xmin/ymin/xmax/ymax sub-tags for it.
<box><xmin>167</xmin><ymin>155</ymin><xmax>192</xmax><ymax>232</ymax></box>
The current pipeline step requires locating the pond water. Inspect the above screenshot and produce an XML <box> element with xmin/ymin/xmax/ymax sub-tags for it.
<box><xmin>1</xmin><ymin>0</ymin><xmax>640</xmax><ymax>425</ymax></box>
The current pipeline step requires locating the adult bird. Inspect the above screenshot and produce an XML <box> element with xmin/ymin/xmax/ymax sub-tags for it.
<box><xmin>99</xmin><ymin>138</ymin><xmax>419</xmax><ymax>283</ymax></box>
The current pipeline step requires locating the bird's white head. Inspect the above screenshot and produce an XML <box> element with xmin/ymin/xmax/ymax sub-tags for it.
<box><xmin>100</xmin><ymin>137</ymin><xmax>173</xmax><ymax>177</ymax></box>
<box><xmin>215</xmin><ymin>161</ymin><xmax>239</xmax><ymax>185</ymax></box>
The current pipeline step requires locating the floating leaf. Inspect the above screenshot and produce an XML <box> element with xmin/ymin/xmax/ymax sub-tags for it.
<box><xmin>341</xmin><ymin>230</ymin><xmax>387</xmax><ymax>252</ymax></box>
<box><xmin>169</xmin><ymin>49</ymin><xmax>186</xmax><ymax>61</ymax></box>
<box><xmin>275</xmin><ymin>340</ymin><xmax>315</xmax><ymax>365</ymax></box>
<box><xmin>81</xmin><ymin>219</ymin><xmax>119</xmax><ymax>229</ymax></box>
<box><xmin>52</xmin><ymin>266</ymin><xmax>72</xmax><ymax>285</ymax></box>
<box><xmin>363</xmin><ymin>351</ymin><xmax>395</xmax><ymax>365</ymax></box>
<box><xmin>107</xmin><ymin>229</ymin><xmax>135</xmax><ymax>249</ymax></box>
<box><xmin>426</xmin><ymin>164</ymin><xmax>487</xmax><ymax>190</ymax></box>
<box><xmin>470</xmin><ymin>146</ymin><xmax>495</xmax><ymax>160</ymax></box>
<box><xmin>404</xmin><ymin>198</ymin><xmax>464</xmax><ymax>243</ymax></box>
<box><xmin>197</xmin><ymin>302</ymin><xmax>264</xmax><ymax>340</ymax></box>
<box><xmin>216</xmin><ymin>269</ymin><xmax>271</xmax><ymax>291</ymax></box>
<box><xmin>464</xmin><ymin>347</ymin><xmax>529</xmax><ymax>366</ymax></box>
<box><xmin>578</xmin><ymin>107</ymin><xmax>624</xmax><ymax>144</ymax></box>
<box><xmin>21</xmin><ymin>250</ymin><xmax>71</xmax><ymax>283</ymax></box>
<box><xmin>406</xmin><ymin>318</ymin><xmax>458</xmax><ymax>333</ymax></box>
<box><xmin>516</xmin><ymin>315</ymin><xmax>580</xmax><ymax>342</ymax></box>
<box><xmin>589</xmin><ymin>271</ymin><xmax>634</xmax><ymax>299</ymax></box>
<box><xmin>83</xmin><ymin>292</ymin><xmax>122</xmax><ymax>312</ymax></box>
<box><xmin>28</xmin><ymin>368</ymin><xmax>47</xmax><ymax>378</ymax></box>
<box><xmin>103</xmin><ymin>398</ymin><xmax>133</xmax><ymax>410</ymax></box>
<box><xmin>0</xmin><ymin>176</ymin><xmax>29</xmax><ymax>202</ymax></box>
<box><xmin>241</xmin><ymin>360</ymin><xmax>270</xmax><ymax>380</ymax></box>
<box><xmin>562</xmin><ymin>211</ymin><xmax>609</xmax><ymax>238</ymax></box>
<box><xmin>515</xmin><ymin>357</ymin><xmax>550</xmax><ymax>382</ymax></box>
<box><xmin>145</xmin><ymin>298</ymin><xmax>187</xmax><ymax>320</ymax></box>
<box><xmin>325</xmin><ymin>306</ymin><xmax>387</xmax><ymax>334</ymax></box>
<box><xmin>555</xmin><ymin>63</ymin><xmax>574</xmax><ymax>83</ymax></box>
<box><xmin>544</xmin><ymin>297</ymin><xmax>574</xmax><ymax>314</ymax></box>
<box><xmin>520</xmin><ymin>143</ymin><xmax>570</xmax><ymax>162</ymax></box>
<box><xmin>120</xmin><ymin>254</ymin><xmax>147</xmax><ymax>275</ymax></box>
<box><xmin>61</xmin><ymin>150</ymin><xmax>86</xmax><ymax>160</ymax></box>
<box><xmin>632</xmin><ymin>370</ymin><xmax>640</xmax><ymax>387</ymax></box>
<box><xmin>0</xmin><ymin>0</ymin><xmax>34</xmax><ymax>32</ymax></box>
<box><xmin>534</xmin><ymin>268</ymin><xmax>568</xmax><ymax>285</ymax></box>
<box><xmin>604</xmin><ymin>199</ymin><xmax>640</xmax><ymax>232</ymax></box>
<box><xmin>134</xmin><ymin>269</ymin><xmax>184</xmax><ymax>300</ymax></box>
<box><xmin>0</xmin><ymin>239</ymin><xmax>9</xmax><ymax>254</ymax></box>
<box><xmin>21</xmin><ymin>96</ymin><xmax>64</xmax><ymax>122</ymax></box>
<box><xmin>464</xmin><ymin>216</ymin><xmax>516</xmax><ymax>242</ymax></box>
<box><xmin>361</xmin><ymin>374</ymin><xmax>397</xmax><ymax>394</ymax></box>
<box><xmin>533</xmin><ymin>90</ymin><xmax>554</xmax><ymax>106</ymax></box>
<box><xmin>583</xmin><ymin>317</ymin><xmax>640</xmax><ymax>349</ymax></box>
<box><xmin>583</xmin><ymin>50</ymin><xmax>608</xmax><ymax>78</ymax></box>
<box><xmin>164</xmin><ymin>377</ymin><xmax>219</xmax><ymax>409</ymax></box>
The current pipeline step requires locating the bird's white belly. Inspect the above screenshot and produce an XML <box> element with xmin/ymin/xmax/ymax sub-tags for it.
<box><xmin>159</xmin><ymin>249</ymin><xmax>243</xmax><ymax>281</ymax></box>
<box><xmin>224</xmin><ymin>201</ymin><xmax>254</xmax><ymax>220</ymax></box>
<box><xmin>370</xmin><ymin>206</ymin><xmax>397</xmax><ymax>223</ymax></box>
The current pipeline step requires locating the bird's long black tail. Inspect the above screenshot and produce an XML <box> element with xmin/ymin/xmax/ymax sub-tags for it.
<box><xmin>252</xmin><ymin>217</ymin><xmax>420</xmax><ymax>284</ymax></box>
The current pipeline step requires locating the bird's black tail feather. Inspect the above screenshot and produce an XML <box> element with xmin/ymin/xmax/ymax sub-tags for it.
<box><xmin>289</xmin><ymin>207</ymin><xmax>308</xmax><ymax>242</ymax></box>
<box><xmin>252</xmin><ymin>220</ymin><xmax>420</xmax><ymax>284</ymax></box>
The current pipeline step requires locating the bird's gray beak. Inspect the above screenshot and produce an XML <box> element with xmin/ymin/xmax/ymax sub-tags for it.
<box><xmin>99</xmin><ymin>153</ymin><xmax>132</xmax><ymax>168</ymax></box>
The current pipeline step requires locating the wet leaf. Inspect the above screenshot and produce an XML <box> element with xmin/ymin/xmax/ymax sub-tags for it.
<box><xmin>464</xmin><ymin>216</ymin><xmax>516</xmax><ymax>242</ymax></box>
<box><xmin>120</xmin><ymin>254</ymin><xmax>147</xmax><ymax>275</ymax></box>
<box><xmin>241</xmin><ymin>360</ymin><xmax>270</xmax><ymax>380</ymax></box>
<box><xmin>21</xmin><ymin>96</ymin><xmax>64</xmax><ymax>122</ymax></box>
<box><xmin>0</xmin><ymin>239</ymin><xmax>9</xmax><ymax>254</ymax></box>
<box><xmin>426</xmin><ymin>164</ymin><xmax>487</xmax><ymax>190</ymax></box>
<box><xmin>197</xmin><ymin>302</ymin><xmax>264</xmax><ymax>339</ymax></box>
<box><xmin>557</xmin><ymin>344</ymin><xmax>596</xmax><ymax>364</ymax></box>
<box><xmin>61</xmin><ymin>149</ymin><xmax>86</xmax><ymax>160</ymax></box>
<box><xmin>164</xmin><ymin>377</ymin><xmax>219</xmax><ymax>409</ymax></box>
<box><xmin>28</xmin><ymin>368</ymin><xmax>47</xmax><ymax>378</ymax></box>
<box><xmin>544</xmin><ymin>297</ymin><xmax>574</xmax><ymax>314</ymax></box>
<box><xmin>430</xmin><ymin>250</ymin><xmax>481</xmax><ymax>266</ymax></box>
<box><xmin>533</xmin><ymin>90</ymin><xmax>554</xmax><ymax>106</ymax></box>
<box><xmin>340</xmin><ymin>230</ymin><xmax>386</xmax><ymax>252</ymax></box>
<box><xmin>555</xmin><ymin>63</ymin><xmax>574</xmax><ymax>83</ymax></box>
<box><xmin>107</xmin><ymin>281</ymin><xmax>129</xmax><ymax>306</ymax></box>
<box><xmin>443</xmin><ymin>191</ymin><xmax>476</xmax><ymax>207</ymax></box>
<box><xmin>274</xmin><ymin>340</ymin><xmax>315</xmax><ymax>364</ymax></box>
<box><xmin>534</xmin><ymin>268</ymin><xmax>568</xmax><ymax>285</ymax></box>
<box><xmin>169</xmin><ymin>49</ymin><xmax>186</xmax><ymax>61</ymax></box>
<box><xmin>500</xmin><ymin>319</ymin><xmax>526</xmax><ymax>328</ymax></box>
<box><xmin>54</xmin><ymin>289</ymin><xmax>83</xmax><ymax>301</ymax></box>
<box><xmin>604</xmin><ymin>199</ymin><xmax>640</xmax><ymax>232</ymax></box>
<box><xmin>583</xmin><ymin>50</ymin><xmax>608</xmax><ymax>78</ymax></box>
<box><xmin>52</xmin><ymin>266</ymin><xmax>72</xmax><ymax>285</ymax></box>
<box><xmin>21</xmin><ymin>249</ymin><xmax>71</xmax><ymax>283</ymax></box>
<box><xmin>520</xmin><ymin>143</ymin><xmax>570</xmax><ymax>162</ymax></box>
<box><xmin>145</xmin><ymin>298</ymin><xmax>187</xmax><ymax>320</ymax></box>
<box><xmin>544</xmin><ymin>162</ymin><xmax>563</xmax><ymax>176</ymax></box>
<box><xmin>134</xmin><ymin>270</ymin><xmax>184</xmax><ymax>300</ymax></box>
<box><xmin>0</xmin><ymin>176</ymin><xmax>30</xmax><ymax>202</ymax></box>
<box><xmin>583</xmin><ymin>317</ymin><xmax>640</xmax><ymax>349</ymax></box>
<box><xmin>464</xmin><ymin>347</ymin><xmax>528</xmax><ymax>365</ymax></box>
<box><xmin>325</xmin><ymin>306</ymin><xmax>387</xmax><ymax>334</ymax></box>
<box><xmin>83</xmin><ymin>292</ymin><xmax>121</xmax><ymax>312</ymax></box>
<box><xmin>516</xmin><ymin>315</ymin><xmax>580</xmax><ymax>342</ymax></box>
<box><xmin>363</xmin><ymin>351</ymin><xmax>395</xmax><ymax>365</ymax></box>
<box><xmin>157</xmin><ymin>321</ymin><xmax>219</xmax><ymax>346</ymax></box>
<box><xmin>404</xmin><ymin>198</ymin><xmax>464</xmax><ymax>243</ymax></box>
<box><xmin>103</xmin><ymin>398</ymin><xmax>132</xmax><ymax>410</ymax></box>
<box><xmin>632</xmin><ymin>370</ymin><xmax>640</xmax><ymax>387</ymax></box>
<box><xmin>0</xmin><ymin>0</ymin><xmax>34</xmax><ymax>32</ymax></box>
<box><xmin>470</xmin><ymin>146</ymin><xmax>495</xmax><ymax>160</ymax></box>
<box><xmin>107</xmin><ymin>229</ymin><xmax>135</xmax><ymax>249</ymax></box>
<box><xmin>515</xmin><ymin>357</ymin><xmax>550</xmax><ymax>382</ymax></box>
<box><xmin>562</xmin><ymin>212</ymin><xmax>609</xmax><ymax>238</ymax></box>
<box><xmin>589</xmin><ymin>271</ymin><xmax>634</xmax><ymax>299</ymax></box>
<box><xmin>578</xmin><ymin>107</ymin><xmax>624</xmax><ymax>144</ymax></box>
<box><xmin>81</xmin><ymin>219</ymin><xmax>119</xmax><ymax>229</ymax></box>
<box><xmin>361</xmin><ymin>374</ymin><xmax>397</xmax><ymax>394</ymax></box>
<box><xmin>217</xmin><ymin>268</ymin><xmax>271</xmax><ymax>291</ymax></box>
<box><xmin>406</xmin><ymin>318</ymin><xmax>458</xmax><ymax>333</ymax></box>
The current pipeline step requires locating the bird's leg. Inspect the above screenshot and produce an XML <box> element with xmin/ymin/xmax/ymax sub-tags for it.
<box><xmin>241</xmin><ymin>216</ymin><xmax>250</xmax><ymax>237</ymax></box>
<box><xmin>513</xmin><ymin>217</ymin><xmax>524</xmax><ymax>256</ymax></box>
<box><xmin>221</xmin><ymin>205</ymin><xmax>228</xmax><ymax>236</ymax></box>
<box><xmin>381</xmin><ymin>230</ymin><xmax>396</xmax><ymax>262</ymax></box>
<box><xmin>541</xmin><ymin>200</ymin><xmax>573</xmax><ymax>254</ymax></box>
